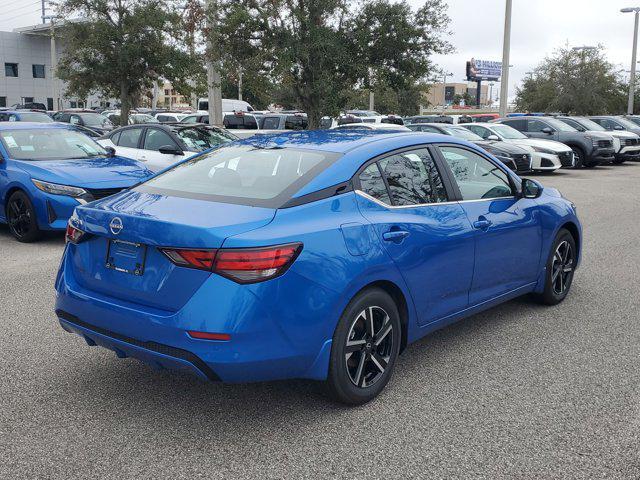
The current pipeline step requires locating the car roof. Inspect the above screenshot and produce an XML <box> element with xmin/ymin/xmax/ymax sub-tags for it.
<box><xmin>233</xmin><ymin>129</ymin><xmax>462</xmax><ymax>154</ymax></box>
<box><xmin>0</xmin><ymin>122</ymin><xmax>71</xmax><ymax>131</ymax></box>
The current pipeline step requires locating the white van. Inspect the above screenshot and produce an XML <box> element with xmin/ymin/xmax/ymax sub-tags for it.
<box><xmin>197</xmin><ymin>98</ymin><xmax>255</xmax><ymax>112</ymax></box>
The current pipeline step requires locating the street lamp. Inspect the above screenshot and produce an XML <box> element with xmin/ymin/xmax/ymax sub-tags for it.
<box><xmin>499</xmin><ymin>0</ymin><xmax>512</xmax><ymax>117</ymax></box>
<box><xmin>621</xmin><ymin>7</ymin><xmax>640</xmax><ymax>114</ymax></box>
<box><xmin>441</xmin><ymin>71</ymin><xmax>453</xmax><ymax>109</ymax></box>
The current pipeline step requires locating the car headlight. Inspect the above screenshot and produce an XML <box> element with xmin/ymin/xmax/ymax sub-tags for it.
<box><xmin>32</xmin><ymin>179</ymin><xmax>87</xmax><ymax>198</ymax></box>
<box><xmin>532</xmin><ymin>145</ymin><xmax>555</xmax><ymax>154</ymax></box>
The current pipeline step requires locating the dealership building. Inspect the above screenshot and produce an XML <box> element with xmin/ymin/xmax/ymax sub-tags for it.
<box><xmin>0</xmin><ymin>23</ymin><xmax>113</xmax><ymax>110</ymax></box>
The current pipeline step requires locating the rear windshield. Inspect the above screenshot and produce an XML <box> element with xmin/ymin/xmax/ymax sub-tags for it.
<box><xmin>136</xmin><ymin>145</ymin><xmax>340</xmax><ymax>207</ymax></box>
<box><xmin>16</xmin><ymin>112</ymin><xmax>53</xmax><ymax>123</ymax></box>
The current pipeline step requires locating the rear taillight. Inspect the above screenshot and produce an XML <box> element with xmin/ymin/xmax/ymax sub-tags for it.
<box><xmin>160</xmin><ymin>243</ymin><xmax>302</xmax><ymax>284</ymax></box>
<box><xmin>65</xmin><ymin>221</ymin><xmax>86</xmax><ymax>244</ymax></box>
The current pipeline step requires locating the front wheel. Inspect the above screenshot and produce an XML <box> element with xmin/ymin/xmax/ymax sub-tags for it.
<box><xmin>6</xmin><ymin>191</ymin><xmax>42</xmax><ymax>242</ymax></box>
<box><xmin>533</xmin><ymin>229</ymin><xmax>577</xmax><ymax>305</ymax></box>
<box><xmin>570</xmin><ymin>147</ymin><xmax>584</xmax><ymax>168</ymax></box>
<box><xmin>325</xmin><ymin>288</ymin><xmax>401</xmax><ymax>405</ymax></box>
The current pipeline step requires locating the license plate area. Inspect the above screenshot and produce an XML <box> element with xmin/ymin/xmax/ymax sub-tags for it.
<box><xmin>106</xmin><ymin>239</ymin><xmax>147</xmax><ymax>276</ymax></box>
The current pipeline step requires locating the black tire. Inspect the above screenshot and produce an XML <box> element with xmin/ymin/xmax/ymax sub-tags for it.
<box><xmin>570</xmin><ymin>146</ymin><xmax>584</xmax><ymax>168</ymax></box>
<box><xmin>325</xmin><ymin>288</ymin><xmax>401</xmax><ymax>405</ymax></box>
<box><xmin>533</xmin><ymin>228</ymin><xmax>576</xmax><ymax>306</ymax></box>
<box><xmin>583</xmin><ymin>161</ymin><xmax>599</xmax><ymax>168</ymax></box>
<box><xmin>6</xmin><ymin>191</ymin><xmax>42</xmax><ymax>242</ymax></box>
<box><xmin>612</xmin><ymin>156</ymin><xmax>626</xmax><ymax>165</ymax></box>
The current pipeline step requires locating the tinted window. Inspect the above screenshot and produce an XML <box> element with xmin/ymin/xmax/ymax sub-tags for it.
<box><xmin>224</xmin><ymin>114</ymin><xmax>257</xmax><ymax>129</ymax></box>
<box><xmin>358</xmin><ymin>163</ymin><xmax>391</xmax><ymax>205</ymax></box>
<box><xmin>502</xmin><ymin>119</ymin><xmax>526</xmax><ymax>131</ymax></box>
<box><xmin>118</xmin><ymin>128</ymin><xmax>143</xmax><ymax>148</ymax></box>
<box><xmin>377</xmin><ymin>149</ymin><xmax>448</xmax><ymax>206</ymax></box>
<box><xmin>144</xmin><ymin>128</ymin><xmax>177</xmax><ymax>151</ymax></box>
<box><xmin>440</xmin><ymin>146</ymin><xmax>513</xmax><ymax>201</ymax></box>
<box><xmin>262</xmin><ymin>117</ymin><xmax>281</xmax><ymax>129</ymax></box>
<box><xmin>138</xmin><ymin>146</ymin><xmax>338</xmax><ymax>207</ymax></box>
<box><xmin>285</xmin><ymin>116</ymin><xmax>308</xmax><ymax>130</ymax></box>
<box><xmin>157</xmin><ymin>115</ymin><xmax>174</xmax><ymax>123</ymax></box>
<box><xmin>110</xmin><ymin>131</ymin><xmax>121</xmax><ymax>145</ymax></box>
<box><xmin>5</xmin><ymin>63</ymin><xmax>18</xmax><ymax>77</ymax></box>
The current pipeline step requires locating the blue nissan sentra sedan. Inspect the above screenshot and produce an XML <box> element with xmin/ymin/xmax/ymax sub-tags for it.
<box><xmin>0</xmin><ymin>122</ymin><xmax>153</xmax><ymax>241</ymax></box>
<box><xmin>55</xmin><ymin>130</ymin><xmax>582</xmax><ymax>404</ymax></box>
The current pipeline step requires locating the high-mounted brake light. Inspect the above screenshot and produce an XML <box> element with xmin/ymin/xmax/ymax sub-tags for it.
<box><xmin>160</xmin><ymin>243</ymin><xmax>303</xmax><ymax>283</ymax></box>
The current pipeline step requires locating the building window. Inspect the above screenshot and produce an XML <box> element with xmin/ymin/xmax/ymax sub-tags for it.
<box><xmin>70</xmin><ymin>101</ymin><xmax>77</xmax><ymax>108</ymax></box>
<box><xmin>164</xmin><ymin>89</ymin><xmax>170</xmax><ymax>95</ymax></box>
<box><xmin>0</xmin><ymin>97</ymin><xmax>6</xmax><ymax>108</ymax></box>
<box><xmin>47</xmin><ymin>98</ymin><xmax>53</xmax><ymax>110</ymax></box>
<box><xmin>5</xmin><ymin>63</ymin><xmax>18</xmax><ymax>77</ymax></box>
<box><xmin>32</xmin><ymin>64</ymin><xmax>45</xmax><ymax>78</ymax></box>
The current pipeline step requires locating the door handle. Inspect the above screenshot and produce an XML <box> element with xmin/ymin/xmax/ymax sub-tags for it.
<box><xmin>473</xmin><ymin>217</ymin><xmax>492</xmax><ymax>230</ymax></box>
<box><xmin>382</xmin><ymin>230</ymin><xmax>410</xmax><ymax>243</ymax></box>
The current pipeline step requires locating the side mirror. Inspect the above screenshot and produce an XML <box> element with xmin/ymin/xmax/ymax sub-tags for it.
<box><xmin>521</xmin><ymin>178</ymin><xmax>543</xmax><ymax>199</ymax></box>
<box><xmin>614</xmin><ymin>125</ymin><xmax>624</xmax><ymax>130</ymax></box>
<box><xmin>159</xmin><ymin>144</ymin><xmax>184</xmax><ymax>156</ymax></box>
<box><xmin>541</xmin><ymin>127</ymin><xmax>554</xmax><ymax>134</ymax></box>
<box><xmin>105</xmin><ymin>146</ymin><xmax>116</xmax><ymax>158</ymax></box>
<box><xmin>486</xmin><ymin>134</ymin><xmax>500</xmax><ymax>141</ymax></box>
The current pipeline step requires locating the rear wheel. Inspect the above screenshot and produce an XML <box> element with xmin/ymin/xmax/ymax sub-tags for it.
<box><xmin>533</xmin><ymin>228</ymin><xmax>576</xmax><ymax>305</ymax></box>
<box><xmin>325</xmin><ymin>288</ymin><xmax>401</xmax><ymax>405</ymax></box>
<box><xmin>570</xmin><ymin>146</ymin><xmax>584</xmax><ymax>168</ymax></box>
<box><xmin>6</xmin><ymin>191</ymin><xmax>42</xmax><ymax>242</ymax></box>
<box><xmin>613</xmin><ymin>156</ymin><xmax>626</xmax><ymax>165</ymax></box>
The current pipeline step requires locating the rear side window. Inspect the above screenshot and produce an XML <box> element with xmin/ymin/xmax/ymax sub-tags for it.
<box><xmin>224</xmin><ymin>115</ymin><xmax>258</xmax><ymax>129</ymax></box>
<box><xmin>137</xmin><ymin>146</ymin><xmax>340</xmax><ymax>208</ymax></box>
<box><xmin>118</xmin><ymin>128</ymin><xmax>143</xmax><ymax>148</ymax></box>
<box><xmin>285</xmin><ymin>116</ymin><xmax>307</xmax><ymax>130</ymax></box>
<box><xmin>357</xmin><ymin>148</ymin><xmax>448</xmax><ymax>206</ymax></box>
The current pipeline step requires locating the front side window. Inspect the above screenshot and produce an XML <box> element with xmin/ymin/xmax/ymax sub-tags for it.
<box><xmin>117</xmin><ymin>128</ymin><xmax>143</xmax><ymax>148</ymax></box>
<box><xmin>0</xmin><ymin>128</ymin><xmax>107</xmax><ymax>160</ymax></box>
<box><xmin>502</xmin><ymin>119</ymin><xmax>526</xmax><ymax>131</ymax></box>
<box><xmin>528</xmin><ymin>120</ymin><xmax>550</xmax><ymax>133</ymax></box>
<box><xmin>137</xmin><ymin>146</ymin><xmax>339</xmax><ymax>207</ymax></box>
<box><xmin>285</xmin><ymin>116</ymin><xmax>308</xmax><ymax>130</ymax></box>
<box><xmin>490</xmin><ymin>124</ymin><xmax>527</xmax><ymax>139</ymax></box>
<box><xmin>440</xmin><ymin>146</ymin><xmax>513</xmax><ymax>201</ymax></box>
<box><xmin>143</xmin><ymin>129</ymin><xmax>176</xmax><ymax>151</ymax></box>
<box><xmin>441</xmin><ymin>126</ymin><xmax>483</xmax><ymax>141</ymax></box>
<box><xmin>465</xmin><ymin>125</ymin><xmax>490</xmax><ymax>138</ymax></box>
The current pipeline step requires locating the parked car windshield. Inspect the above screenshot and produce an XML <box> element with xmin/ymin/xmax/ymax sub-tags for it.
<box><xmin>78</xmin><ymin>113</ymin><xmax>112</xmax><ymax>128</ymax></box>
<box><xmin>489</xmin><ymin>124</ymin><xmax>527</xmax><ymax>139</ymax></box>
<box><xmin>176</xmin><ymin>127</ymin><xmax>237</xmax><ymax>151</ymax></box>
<box><xmin>137</xmin><ymin>145</ymin><xmax>339</xmax><ymax>207</ymax></box>
<box><xmin>614</xmin><ymin>117</ymin><xmax>639</xmax><ymax>129</ymax></box>
<box><xmin>572</xmin><ymin>118</ymin><xmax>605</xmax><ymax>131</ymax></box>
<box><xmin>544</xmin><ymin>118</ymin><xmax>577</xmax><ymax>132</ymax></box>
<box><xmin>0</xmin><ymin>128</ymin><xmax>108</xmax><ymax>160</ymax></box>
<box><xmin>441</xmin><ymin>126</ymin><xmax>483</xmax><ymax>141</ymax></box>
<box><xmin>16</xmin><ymin>112</ymin><xmax>53</xmax><ymax>123</ymax></box>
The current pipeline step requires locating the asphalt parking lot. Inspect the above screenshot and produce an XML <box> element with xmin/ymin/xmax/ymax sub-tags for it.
<box><xmin>1</xmin><ymin>163</ymin><xmax>639</xmax><ymax>479</ymax></box>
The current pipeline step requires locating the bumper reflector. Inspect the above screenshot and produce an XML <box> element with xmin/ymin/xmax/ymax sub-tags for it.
<box><xmin>187</xmin><ymin>331</ymin><xmax>231</xmax><ymax>341</ymax></box>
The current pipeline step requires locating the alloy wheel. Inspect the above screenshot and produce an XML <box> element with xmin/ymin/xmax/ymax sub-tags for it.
<box><xmin>551</xmin><ymin>240</ymin><xmax>574</xmax><ymax>295</ymax></box>
<box><xmin>7</xmin><ymin>196</ymin><xmax>33</xmax><ymax>239</ymax></box>
<box><xmin>345</xmin><ymin>306</ymin><xmax>394</xmax><ymax>388</ymax></box>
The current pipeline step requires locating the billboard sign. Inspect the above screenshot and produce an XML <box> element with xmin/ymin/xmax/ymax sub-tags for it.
<box><xmin>466</xmin><ymin>59</ymin><xmax>501</xmax><ymax>81</ymax></box>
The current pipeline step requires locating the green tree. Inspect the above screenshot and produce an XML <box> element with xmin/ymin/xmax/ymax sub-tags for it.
<box><xmin>515</xmin><ymin>46</ymin><xmax>625</xmax><ymax>114</ymax></box>
<box><xmin>56</xmin><ymin>0</ymin><xmax>194</xmax><ymax>125</ymax></box>
<box><xmin>211</xmin><ymin>0</ymin><xmax>451</xmax><ymax>127</ymax></box>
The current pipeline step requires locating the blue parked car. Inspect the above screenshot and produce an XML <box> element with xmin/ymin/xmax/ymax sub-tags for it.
<box><xmin>55</xmin><ymin>130</ymin><xmax>582</xmax><ymax>404</ymax></box>
<box><xmin>0</xmin><ymin>110</ymin><xmax>54</xmax><ymax>123</ymax></box>
<box><xmin>0</xmin><ymin>122</ymin><xmax>153</xmax><ymax>242</ymax></box>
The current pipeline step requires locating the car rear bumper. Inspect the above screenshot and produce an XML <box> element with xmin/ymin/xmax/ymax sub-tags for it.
<box><xmin>54</xmin><ymin>249</ymin><xmax>334</xmax><ymax>383</ymax></box>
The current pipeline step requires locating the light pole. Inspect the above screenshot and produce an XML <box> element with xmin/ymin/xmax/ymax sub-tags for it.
<box><xmin>498</xmin><ymin>0</ymin><xmax>512</xmax><ymax>117</ymax></box>
<box><xmin>442</xmin><ymin>71</ymin><xmax>453</xmax><ymax>109</ymax></box>
<box><xmin>621</xmin><ymin>7</ymin><xmax>640</xmax><ymax>114</ymax></box>
<box><xmin>489</xmin><ymin>82</ymin><xmax>495</xmax><ymax>105</ymax></box>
